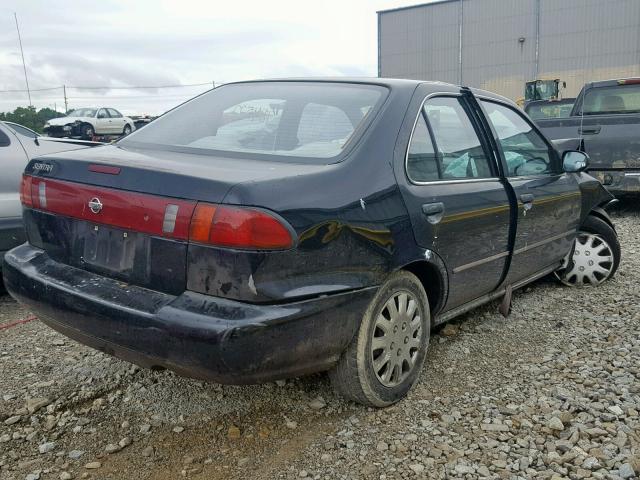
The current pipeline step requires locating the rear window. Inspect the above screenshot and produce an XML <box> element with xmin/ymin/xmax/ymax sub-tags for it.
<box><xmin>121</xmin><ymin>82</ymin><xmax>387</xmax><ymax>163</ymax></box>
<box><xmin>581</xmin><ymin>84</ymin><xmax>640</xmax><ymax>115</ymax></box>
<box><xmin>525</xmin><ymin>101</ymin><xmax>575</xmax><ymax>120</ymax></box>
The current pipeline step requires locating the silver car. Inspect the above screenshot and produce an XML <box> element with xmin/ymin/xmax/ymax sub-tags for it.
<box><xmin>0</xmin><ymin>121</ymin><xmax>98</xmax><ymax>284</ymax></box>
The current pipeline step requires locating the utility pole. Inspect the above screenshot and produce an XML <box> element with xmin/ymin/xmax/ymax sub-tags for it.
<box><xmin>63</xmin><ymin>85</ymin><xmax>68</xmax><ymax>113</ymax></box>
<box><xmin>14</xmin><ymin>12</ymin><xmax>32</xmax><ymax>107</ymax></box>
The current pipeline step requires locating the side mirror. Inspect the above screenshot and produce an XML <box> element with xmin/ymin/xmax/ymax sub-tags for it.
<box><xmin>563</xmin><ymin>150</ymin><xmax>589</xmax><ymax>173</ymax></box>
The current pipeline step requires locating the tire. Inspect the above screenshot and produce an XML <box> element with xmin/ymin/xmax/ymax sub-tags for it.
<box><xmin>329</xmin><ymin>271</ymin><xmax>430</xmax><ymax>407</ymax></box>
<box><xmin>122</xmin><ymin>124</ymin><xmax>132</xmax><ymax>136</ymax></box>
<box><xmin>555</xmin><ymin>214</ymin><xmax>621</xmax><ymax>286</ymax></box>
<box><xmin>80</xmin><ymin>124</ymin><xmax>94</xmax><ymax>140</ymax></box>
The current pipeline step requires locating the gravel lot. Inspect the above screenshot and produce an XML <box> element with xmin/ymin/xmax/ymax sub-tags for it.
<box><xmin>1</xmin><ymin>201</ymin><xmax>638</xmax><ymax>480</ymax></box>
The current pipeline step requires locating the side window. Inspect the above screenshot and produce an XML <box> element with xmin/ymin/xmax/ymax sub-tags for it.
<box><xmin>406</xmin><ymin>114</ymin><xmax>439</xmax><ymax>182</ymax></box>
<box><xmin>107</xmin><ymin>109</ymin><xmax>122</xmax><ymax>118</ymax></box>
<box><xmin>97</xmin><ymin>109</ymin><xmax>109</xmax><ymax>119</ymax></box>
<box><xmin>481</xmin><ymin>100</ymin><xmax>557</xmax><ymax>176</ymax></box>
<box><xmin>423</xmin><ymin>96</ymin><xmax>493</xmax><ymax>179</ymax></box>
<box><xmin>0</xmin><ymin>129</ymin><xmax>10</xmax><ymax>147</ymax></box>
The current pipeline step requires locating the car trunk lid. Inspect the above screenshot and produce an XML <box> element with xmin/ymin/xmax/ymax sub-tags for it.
<box><xmin>21</xmin><ymin>145</ymin><xmax>325</xmax><ymax>296</ymax></box>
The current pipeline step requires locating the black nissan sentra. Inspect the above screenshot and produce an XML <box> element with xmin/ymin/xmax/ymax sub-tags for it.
<box><xmin>3</xmin><ymin>79</ymin><xmax>621</xmax><ymax>406</ymax></box>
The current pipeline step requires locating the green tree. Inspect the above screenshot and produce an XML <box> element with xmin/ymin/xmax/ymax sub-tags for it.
<box><xmin>0</xmin><ymin>106</ymin><xmax>65</xmax><ymax>133</ymax></box>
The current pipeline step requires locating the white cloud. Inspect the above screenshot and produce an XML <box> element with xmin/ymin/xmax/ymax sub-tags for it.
<box><xmin>0</xmin><ymin>0</ymin><xmax>426</xmax><ymax>115</ymax></box>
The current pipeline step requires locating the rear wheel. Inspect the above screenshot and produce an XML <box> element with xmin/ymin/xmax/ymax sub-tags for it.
<box><xmin>555</xmin><ymin>215</ymin><xmax>620</xmax><ymax>286</ymax></box>
<box><xmin>329</xmin><ymin>271</ymin><xmax>430</xmax><ymax>407</ymax></box>
<box><xmin>122</xmin><ymin>124</ymin><xmax>132</xmax><ymax>136</ymax></box>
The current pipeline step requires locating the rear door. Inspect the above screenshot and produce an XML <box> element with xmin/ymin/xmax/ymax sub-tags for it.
<box><xmin>108</xmin><ymin>109</ymin><xmax>127</xmax><ymax>134</ymax></box>
<box><xmin>479</xmin><ymin>99</ymin><xmax>581</xmax><ymax>284</ymax></box>
<box><xmin>400</xmin><ymin>92</ymin><xmax>512</xmax><ymax>310</ymax></box>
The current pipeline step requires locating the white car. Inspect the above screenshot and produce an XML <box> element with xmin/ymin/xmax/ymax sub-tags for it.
<box><xmin>43</xmin><ymin>107</ymin><xmax>136</xmax><ymax>139</ymax></box>
<box><xmin>0</xmin><ymin>121</ymin><xmax>99</xmax><ymax>288</ymax></box>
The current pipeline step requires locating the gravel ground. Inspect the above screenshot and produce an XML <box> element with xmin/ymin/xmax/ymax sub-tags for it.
<box><xmin>0</xmin><ymin>200</ymin><xmax>638</xmax><ymax>480</ymax></box>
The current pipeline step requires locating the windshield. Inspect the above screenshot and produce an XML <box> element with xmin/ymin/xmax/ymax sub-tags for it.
<box><xmin>121</xmin><ymin>82</ymin><xmax>387</xmax><ymax>162</ymax></box>
<box><xmin>68</xmin><ymin>108</ymin><xmax>97</xmax><ymax>117</ymax></box>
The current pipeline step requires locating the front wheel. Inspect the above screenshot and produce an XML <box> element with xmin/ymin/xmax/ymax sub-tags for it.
<box><xmin>555</xmin><ymin>215</ymin><xmax>620</xmax><ymax>286</ymax></box>
<box><xmin>329</xmin><ymin>271</ymin><xmax>430</xmax><ymax>407</ymax></box>
<box><xmin>80</xmin><ymin>124</ymin><xmax>94</xmax><ymax>140</ymax></box>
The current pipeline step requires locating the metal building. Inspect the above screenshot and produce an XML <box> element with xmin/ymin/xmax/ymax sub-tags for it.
<box><xmin>378</xmin><ymin>0</ymin><xmax>640</xmax><ymax>100</ymax></box>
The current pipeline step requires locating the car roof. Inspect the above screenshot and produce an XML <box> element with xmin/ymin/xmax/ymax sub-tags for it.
<box><xmin>224</xmin><ymin>77</ymin><xmax>458</xmax><ymax>91</ymax></box>
<box><xmin>221</xmin><ymin>77</ymin><xmax>518</xmax><ymax>105</ymax></box>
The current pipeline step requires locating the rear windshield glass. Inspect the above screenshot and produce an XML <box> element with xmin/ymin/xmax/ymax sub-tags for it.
<box><xmin>581</xmin><ymin>84</ymin><xmax>640</xmax><ymax>115</ymax></box>
<box><xmin>121</xmin><ymin>82</ymin><xmax>387</xmax><ymax>163</ymax></box>
<box><xmin>525</xmin><ymin>100</ymin><xmax>575</xmax><ymax>120</ymax></box>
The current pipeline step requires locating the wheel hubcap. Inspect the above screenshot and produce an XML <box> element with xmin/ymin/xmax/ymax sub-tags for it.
<box><xmin>556</xmin><ymin>232</ymin><xmax>614</xmax><ymax>286</ymax></box>
<box><xmin>371</xmin><ymin>291</ymin><xmax>422</xmax><ymax>387</ymax></box>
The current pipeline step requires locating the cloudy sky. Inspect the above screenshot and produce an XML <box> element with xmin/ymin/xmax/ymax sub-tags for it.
<box><xmin>0</xmin><ymin>0</ymin><xmax>422</xmax><ymax>116</ymax></box>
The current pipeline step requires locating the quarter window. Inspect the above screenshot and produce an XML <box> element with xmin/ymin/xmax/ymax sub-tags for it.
<box><xmin>0</xmin><ymin>129</ymin><xmax>10</xmax><ymax>147</ymax></box>
<box><xmin>406</xmin><ymin>115</ymin><xmax>439</xmax><ymax>182</ymax></box>
<box><xmin>407</xmin><ymin>96</ymin><xmax>493</xmax><ymax>182</ymax></box>
<box><xmin>481</xmin><ymin>100</ymin><xmax>557</xmax><ymax>176</ymax></box>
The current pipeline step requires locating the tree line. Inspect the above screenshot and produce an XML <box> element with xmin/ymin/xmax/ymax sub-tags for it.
<box><xmin>0</xmin><ymin>106</ymin><xmax>65</xmax><ymax>133</ymax></box>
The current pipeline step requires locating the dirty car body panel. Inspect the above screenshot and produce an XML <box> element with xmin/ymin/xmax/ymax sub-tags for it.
<box><xmin>3</xmin><ymin>79</ymin><xmax>614</xmax><ymax>383</ymax></box>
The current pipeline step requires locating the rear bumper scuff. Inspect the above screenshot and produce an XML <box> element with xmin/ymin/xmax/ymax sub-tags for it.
<box><xmin>3</xmin><ymin>244</ymin><xmax>376</xmax><ymax>384</ymax></box>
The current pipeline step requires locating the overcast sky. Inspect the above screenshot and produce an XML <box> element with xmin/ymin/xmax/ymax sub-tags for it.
<box><xmin>0</xmin><ymin>0</ymin><xmax>422</xmax><ymax>116</ymax></box>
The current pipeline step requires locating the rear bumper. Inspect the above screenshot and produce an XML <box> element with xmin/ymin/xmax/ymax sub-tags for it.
<box><xmin>2</xmin><ymin>244</ymin><xmax>375</xmax><ymax>383</ymax></box>
<box><xmin>589</xmin><ymin>170</ymin><xmax>640</xmax><ymax>195</ymax></box>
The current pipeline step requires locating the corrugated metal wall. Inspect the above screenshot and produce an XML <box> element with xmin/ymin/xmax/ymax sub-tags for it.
<box><xmin>378</xmin><ymin>0</ymin><xmax>640</xmax><ymax>100</ymax></box>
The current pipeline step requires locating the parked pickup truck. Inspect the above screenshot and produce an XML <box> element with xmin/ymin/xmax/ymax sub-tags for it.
<box><xmin>533</xmin><ymin>78</ymin><xmax>640</xmax><ymax>195</ymax></box>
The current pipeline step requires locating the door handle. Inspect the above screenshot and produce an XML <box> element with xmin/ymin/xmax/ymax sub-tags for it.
<box><xmin>578</xmin><ymin>126</ymin><xmax>601</xmax><ymax>135</ymax></box>
<box><xmin>422</xmin><ymin>202</ymin><xmax>445</xmax><ymax>224</ymax></box>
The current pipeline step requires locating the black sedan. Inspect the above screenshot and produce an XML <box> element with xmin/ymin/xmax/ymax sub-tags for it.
<box><xmin>3</xmin><ymin>79</ymin><xmax>620</xmax><ymax>406</ymax></box>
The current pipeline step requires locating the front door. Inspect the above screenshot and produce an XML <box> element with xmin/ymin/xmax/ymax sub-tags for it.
<box><xmin>400</xmin><ymin>93</ymin><xmax>512</xmax><ymax>310</ymax></box>
<box><xmin>479</xmin><ymin>99</ymin><xmax>581</xmax><ymax>284</ymax></box>
<box><xmin>95</xmin><ymin>109</ymin><xmax>112</xmax><ymax>134</ymax></box>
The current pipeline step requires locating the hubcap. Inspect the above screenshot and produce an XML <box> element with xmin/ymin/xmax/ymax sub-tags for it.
<box><xmin>556</xmin><ymin>232</ymin><xmax>614</xmax><ymax>286</ymax></box>
<box><xmin>371</xmin><ymin>291</ymin><xmax>422</xmax><ymax>387</ymax></box>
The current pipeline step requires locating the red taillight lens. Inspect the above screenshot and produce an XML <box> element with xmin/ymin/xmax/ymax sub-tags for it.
<box><xmin>189</xmin><ymin>203</ymin><xmax>294</xmax><ymax>250</ymax></box>
<box><xmin>20</xmin><ymin>175</ymin><xmax>33</xmax><ymax>207</ymax></box>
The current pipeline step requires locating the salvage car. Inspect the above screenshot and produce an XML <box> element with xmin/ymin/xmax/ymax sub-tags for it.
<box><xmin>3</xmin><ymin>79</ymin><xmax>621</xmax><ymax>406</ymax></box>
<box><xmin>0</xmin><ymin>121</ymin><xmax>98</xmax><ymax>287</ymax></box>
<box><xmin>534</xmin><ymin>78</ymin><xmax>640</xmax><ymax>195</ymax></box>
<box><xmin>43</xmin><ymin>107</ymin><xmax>135</xmax><ymax>139</ymax></box>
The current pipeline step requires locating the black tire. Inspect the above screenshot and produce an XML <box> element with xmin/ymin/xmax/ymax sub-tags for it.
<box><xmin>123</xmin><ymin>124</ymin><xmax>132</xmax><ymax>136</ymax></box>
<box><xmin>556</xmin><ymin>214</ymin><xmax>621</xmax><ymax>286</ymax></box>
<box><xmin>329</xmin><ymin>271</ymin><xmax>430</xmax><ymax>407</ymax></box>
<box><xmin>80</xmin><ymin>124</ymin><xmax>94</xmax><ymax>140</ymax></box>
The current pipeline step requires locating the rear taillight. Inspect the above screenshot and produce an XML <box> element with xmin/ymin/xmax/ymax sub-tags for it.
<box><xmin>19</xmin><ymin>175</ymin><xmax>33</xmax><ymax>207</ymax></box>
<box><xmin>189</xmin><ymin>203</ymin><xmax>294</xmax><ymax>250</ymax></box>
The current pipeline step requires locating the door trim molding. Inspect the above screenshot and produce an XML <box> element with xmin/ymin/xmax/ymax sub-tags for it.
<box><xmin>452</xmin><ymin>250</ymin><xmax>509</xmax><ymax>274</ymax></box>
<box><xmin>513</xmin><ymin>229</ymin><xmax>575</xmax><ymax>256</ymax></box>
